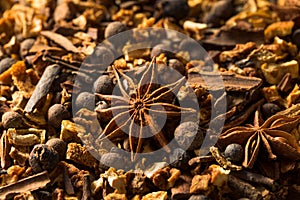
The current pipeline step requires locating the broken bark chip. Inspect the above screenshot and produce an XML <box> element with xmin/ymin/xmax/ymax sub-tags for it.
<box><xmin>24</xmin><ymin>64</ymin><xmax>61</xmax><ymax>113</ymax></box>
<box><xmin>0</xmin><ymin>171</ymin><xmax>51</xmax><ymax>199</ymax></box>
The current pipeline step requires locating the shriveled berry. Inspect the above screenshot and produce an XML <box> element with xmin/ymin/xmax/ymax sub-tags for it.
<box><xmin>168</xmin><ymin>59</ymin><xmax>185</xmax><ymax>75</ymax></box>
<box><xmin>189</xmin><ymin>195</ymin><xmax>211</xmax><ymax>200</ymax></box>
<box><xmin>104</xmin><ymin>21</ymin><xmax>128</xmax><ymax>39</ymax></box>
<box><xmin>91</xmin><ymin>46</ymin><xmax>115</xmax><ymax>67</ymax></box>
<box><xmin>178</xmin><ymin>38</ymin><xmax>203</xmax><ymax>60</ymax></box>
<box><xmin>95</xmin><ymin>101</ymin><xmax>112</xmax><ymax>124</ymax></box>
<box><xmin>29</xmin><ymin>144</ymin><xmax>59</xmax><ymax>173</ymax></box>
<box><xmin>151</xmin><ymin>44</ymin><xmax>173</xmax><ymax>58</ymax></box>
<box><xmin>0</xmin><ymin>57</ymin><xmax>16</xmax><ymax>74</ymax></box>
<box><xmin>20</xmin><ymin>39</ymin><xmax>35</xmax><ymax>58</ymax></box>
<box><xmin>155</xmin><ymin>0</ymin><xmax>189</xmax><ymax>20</ymax></box>
<box><xmin>100</xmin><ymin>152</ymin><xmax>127</xmax><ymax>170</ymax></box>
<box><xmin>48</xmin><ymin>104</ymin><xmax>70</xmax><ymax>128</ymax></box>
<box><xmin>169</xmin><ymin>148</ymin><xmax>191</xmax><ymax>168</ymax></box>
<box><xmin>46</xmin><ymin>138</ymin><xmax>67</xmax><ymax>160</ymax></box>
<box><xmin>261</xmin><ymin>103</ymin><xmax>281</xmax><ymax>119</ymax></box>
<box><xmin>75</xmin><ymin>92</ymin><xmax>95</xmax><ymax>111</ymax></box>
<box><xmin>93</xmin><ymin>75</ymin><xmax>114</xmax><ymax>94</ymax></box>
<box><xmin>224</xmin><ymin>143</ymin><xmax>244</xmax><ymax>164</ymax></box>
<box><xmin>174</xmin><ymin>122</ymin><xmax>203</xmax><ymax>151</ymax></box>
<box><xmin>2</xmin><ymin>111</ymin><xmax>26</xmax><ymax>129</ymax></box>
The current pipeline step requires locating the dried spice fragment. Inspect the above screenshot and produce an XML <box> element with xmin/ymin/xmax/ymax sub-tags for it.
<box><xmin>7</xmin><ymin>128</ymin><xmax>46</xmax><ymax>146</ymax></box>
<box><xmin>0</xmin><ymin>171</ymin><xmax>51</xmax><ymax>200</ymax></box>
<box><xmin>141</xmin><ymin>191</ymin><xmax>168</xmax><ymax>200</ymax></box>
<box><xmin>0</xmin><ymin>131</ymin><xmax>12</xmax><ymax>169</ymax></box>
<box><xmin>171</xmin><ymin>174</ymin><xmax>193</xmax><ymax>200</ymax></box>
<box><xmin>60</xmin><ymin>120</ymin><xmax>85</xmax><ymax>143</ymax></box>
<box><xmin>188</xmin><ymin>71</ymin><xmax>262</xmax><ymax>92</ymax></box>
<box><xmin>24</xmin><ymin>64</ymin><xmax>61</xmax><ymax>113</ymax></box>
<box><xmin>66</xmin><ymin>143</ymin><xmax>98</xmax><ymax>168</ymax></box>
<box><xmin>41</xmin><ymin>31</ymin><xmax>79</xmax><ymax>53</ymax></box>
<box><xmin>264</xmin><ymin>21</ymin><xmax>294</xmax><ymax>41</ymax></box>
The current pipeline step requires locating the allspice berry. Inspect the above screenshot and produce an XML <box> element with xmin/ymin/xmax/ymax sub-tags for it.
<box><xmin>29</xmin><ymin>144</ymin><xmax>59</xmax><ymax>173</ymax></box>
<box><xmin>2</xmin><ymin>111</ymin><xmax>26</xmax><ymax>129</ymax></box>
<box><xmin>174</xmin><ymin>122</ymin><xmax>203</xmax><ymax>151</ymax></box>
<box><xmin>48</xmin><ymin>104</ymin><xmax>70</xmax><ymax>128</ymax></box>
<box><xmin>104</xmin><ymin>21</ymin><xmax>127</xmax><ymax>39</ymax></box>
<box><xmin>46</xmin><ymin>138</ymin><xmax>67</xmax><ymax>160</ymax></box>
<box><xmin>93</xmin><ymin>75</ymin><xmax>114</xmax><ymax>94</ymax></box>
<box><xmin>75</xmin><ymin>92</ymin><xmax>95</xmax><ymax>111</ymax></box>
<box><xmin>224</xmin><ymin>143</ymin><xmax>244</xmax><ymax>164</ymax></box>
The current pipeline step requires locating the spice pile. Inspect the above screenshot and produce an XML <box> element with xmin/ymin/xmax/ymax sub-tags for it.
<box><xmin>0</xmin><ymin>0</ymin><xmax>300</xmax><ymax>199</ymax></box>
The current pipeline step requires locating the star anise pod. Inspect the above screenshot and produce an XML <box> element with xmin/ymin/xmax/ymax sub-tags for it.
<box><xmin>218</xmin><ymin>110</ymin><xmax>300</xmax><ymax>168</ymax></box>
<box><xmin>95</xmin><ymin>58</ymin><xmax>196</xmax><ymax>161</ymax></box>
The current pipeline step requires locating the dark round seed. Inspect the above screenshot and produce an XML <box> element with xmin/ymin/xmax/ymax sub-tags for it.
<box><xmin>178</xmin><ymin>38</ymin><xmax>204</xmax><ymax>60</ymax></box>
<box><xmin>174</xmin><ymin>122</ymin><xmax>203</xmax><ymax>151</ymax></box>
<box><xmin>93</xmin><ymin>75</ymin><xmax>114</xmax><ymax>94</ymax></box>
<box><xmin>75</xmin><ymin>92</ymin><xmax>95</xmax><ymax>111</ymax></box>
<box><xmin>91</xmin><ymin>46</ymin><xmax>115</xmax><ymax>68</ymax></box>
<box><xmin>168</xmin><ymin>59</ymin><xmax>185</xmax><ymax>75</ymax></box>
<box><xmin>46</xmin><ymin>138</ymin><xmax>67</xmax><ymax>160</ymax></box>
<box><xmin>261</xmin><ymin>103</ymin><xmax>281</xmax><ymax>119</ymax></box>
<box><xmin>169</xmin><ymin>148</ymin><xmax>191</xmax><ymax>169</ymax></box>
<box><xmin>95</xmin><ymin>101</ymin><xmax>112</xmax><ymax>124</ymax></box>
<box><xmin>151</xmin><ymin>44</ymin><xmax>173</xmax><ymax>58</ymax></box>
<box><xmin>29</xmin><ymin>144</ymin><xmax>59</xmax><ymax>173</ymax></box>
<box><xmin>0</xmin><ymin>57</ymin><xmax>16</xmax><ymax>74</ymax></box>
<box><xmin>20</xmin><ymin>38</ymin><xmax>35</xmax><ymax>58</ymax></box>
<box><xmin>292</xmin><ymin>29</ymin><xmax>300</xmax><ymax>47</ymax></box>
<box><xmin>224</xmin><ymin>143</ymin><xmax>244</xmax><ymax>164</ymax></box>
<box><xmin>100</xmin><ymin>152</ymin><xmax>127</xmax><ymax>170</ymax></box>
<box><xmin>104</xmin><ymin>21</ymin><xmax>128</xmax><ymax>39</ymax></box>
<box><xmin>189</xmin><ymin>195</ymin><xmax>211</xmax><ymax>200</ymax></box>
<box><xmin>203</xmin><ymin>0</ymin><xmax>234</xmax><ymax>27</ymax></box>
<box><xmin>2</xmin><ymin>111</ymin><xmax>25</xmax><ymax>129</ymax></box>
<box><xmin>48</xmin><ymin>104</ymin><xmax>70</xmax><ymax>128</ymax></box>
<box><xmin>156</xmin><ymin>0</ymin><xmax>189</xmax><ymax>20</ymax></box>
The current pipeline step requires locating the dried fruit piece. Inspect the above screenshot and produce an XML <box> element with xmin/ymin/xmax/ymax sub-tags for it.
<box><xmin>60</xmin><ymin>120</ymin><xmax>85</xmax><ymax>143</ymax></box>
<box><xmin>142</xmin><ymin>191</ymin><xmax>168</xmax><ymax>200</ymax></box>
<box><xmin>7</xmin><ymin>128</ymin><xmax>45</xmax><ymax>146</ymax></box>
<box><xmin>261</xmin><ymin>60</ymin><xmax>299</xmax><ymax>85</ymax></box>
<box><xmin>264</xmin><ymin>21</ymin><xmax>294</xmax><ymax>41</ymax></box>
<box><xmin>66</xmin><ymin>143</ymin><xmax>98</xmax><ymax>168</ymax></box>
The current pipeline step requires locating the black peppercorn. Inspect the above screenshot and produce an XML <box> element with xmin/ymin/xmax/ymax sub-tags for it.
<box><xmin>168</xmin><ymin>59</ymin><xmax>185</xmax><ymax>75</ymax></box>
<box><xmin>151</xmin><ymin>44</ymin><xmax>173</xmax><ymax>58</ymax></box>
<box><xmin>104</xmin><ymin>21</ymin><xmax>128</xmax><ymax>39</ymax></box>
<box><xmin>155</xmin><ymin>0</ymin><xmax>189</xmax><ymax>20</ymax></box>
<box><xmin>261</xmin><ymin>103</ymin><xmax>281</xmax><ymax>120</ymax></box>
<box><xmin>189</xmin><ymin>195</ymin><xmax>211</xmax><ymax>200</ymax></box>
<box><xmin>46</xmin><ymin>138</ymin><xmax>67</xmax><ymax>160</ymax></box>
<box><xmin>224</xmin><ymin>143</ymin><xmax>244</xmax><ymax>164</ymax></box>
<box><xmin>29</xmin><ymin>144</ymin><xmax>59</xmax><ymax>173</ymax></box>
<box><xmin>48</xmin><ymin>104</ymin><xmax>70</xmax><ymax>128</ymax></box>
<box><xmin>2</xmin><ymin>111</ymin><xmax>26</xmax><ymax>129</ymax></box>
<box><xmin>93</xmin><ymin>75</ymin><xmax>114</xmax><ymax>94</ymax></box>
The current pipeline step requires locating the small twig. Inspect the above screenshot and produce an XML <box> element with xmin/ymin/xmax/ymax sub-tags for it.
<box><xmin>210</xmin><ymin>146</ymin><xmax>242</xmax><ymax>171</ymax></box>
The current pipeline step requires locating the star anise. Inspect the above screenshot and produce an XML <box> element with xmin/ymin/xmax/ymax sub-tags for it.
<box><xmin>95</xmin><ymin>58</ymin><xmax>196</xmax><ymax>161</ymax></box>
<box><xmin>218</xmin><ymin>110</ymin><xmax>300</xmax><ymax>168</ymax></box>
